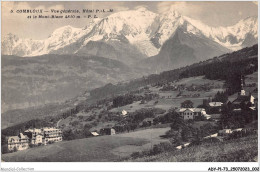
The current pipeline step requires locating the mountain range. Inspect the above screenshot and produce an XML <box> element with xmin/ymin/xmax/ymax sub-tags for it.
<box><xmin>2</xmin><ymin>8</ymin><xmax>257</xmax><ymax>62</ymax></box>
<box><xmin>1</xmin><ymin>7</ymin><xmax>258</xmax><ymax>112</ymax></box>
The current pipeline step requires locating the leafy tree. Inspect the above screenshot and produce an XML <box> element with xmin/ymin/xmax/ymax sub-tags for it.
<box><xmin>78</xmin><ymin>116</ymin><xmax>84</xmax><ymax>120</ymax></box>
<box><xmin>199</xmin><ymin>123</ymin><xmax>218</xmax><ymax>137</ymax></box>
<box><xmin>170</xmin><ymin>115</ymin><xmax>186</xmax><ymax>131</ymax></box>
<box><xmin>62</xmin><ymin>129</ymin><xmax>75</xmax><ymax>140</ymax></box>
<box><xmin>1</xmin><ymin>144</ymin><xmax>9</xmax><ymax>154</ymax></box>
<box><xmin>181</xmin><ymin>127</ymin><xmax>193</xmax><ymax>142</ymax></box>
<box><xmin>181</xmin><ymin>100</ymin><xmax>194</xmax><ymax>108</ymax></box>
<box><xmin>1</xmin><ymin>134</ymin><xmax>7</xmax><ymax>146</ymax></box>
<box><xmin>13</xmin><ymin>147</ymin><xmax>18</xmax><ymax>152</ymax></box>
<box><xmin>169</xmin><ymin>132</ymin><xmax>182</xmax><ymax>146</ymax></box>
<box><xmin>83</xmin><ymin>123</ymin><xmax>93</xmax><ymax>137</ymax></box>
<box><xmin>129</xmin><ymin>123</ymin><xmax>138</xmax><ymax>131</ymax></box>
<box><xmin>142</xmin><ymin>121</ymin><xmax>150</xmax><ymax>127</ymax></box>
<box><xmin>212</xmin><ymin>91</ymin><xmax>228</xmax><ymax>103</ymax></box>
<box><xmin>70</xmin><ymin>120</ymin><xmax>80</xmax><ymax>127</ymax></box>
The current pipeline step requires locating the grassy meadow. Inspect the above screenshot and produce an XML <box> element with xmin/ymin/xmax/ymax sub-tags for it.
<box><xmin>2</xmin><ymin>128</ymin><xmax>169</xmax><ymax>162</ymax></box>
<box><xmin>127</xmin><ymin>134</ymin><xmax>258</xmax><ymax>162</ymax></box>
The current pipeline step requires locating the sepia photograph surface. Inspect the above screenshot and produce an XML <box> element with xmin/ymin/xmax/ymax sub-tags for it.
<box><xmin>1</xmin><ymin>1</ymin><xmax>258</xmax><ymax>163</ymax></box>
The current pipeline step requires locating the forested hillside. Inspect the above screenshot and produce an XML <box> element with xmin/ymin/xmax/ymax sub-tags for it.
<box><xmin>90</xmin><ymin>44</ymin><xmax>257</xmax><ymax>98</ymax></box>
<box><xmin>2</xmin><ymin>44</ymin><xmax>257</xmax><ymax>137</ymax></box>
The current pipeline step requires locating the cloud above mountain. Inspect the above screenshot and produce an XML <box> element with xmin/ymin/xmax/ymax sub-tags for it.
<box><xmin>157</xmin><ymin>2</ymin><xmax>202</xmax><ymax>16</ymax></box>
<box><xmin>157</xmin><ymin>1</ymin><xmax>257</xmax><ymax>27</ymax></box>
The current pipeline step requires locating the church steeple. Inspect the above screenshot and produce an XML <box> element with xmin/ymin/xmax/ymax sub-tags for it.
<box><xmin>240</xmin><ymin>75</ymin><xmax>246</xmax><ymax>96</ymax></box>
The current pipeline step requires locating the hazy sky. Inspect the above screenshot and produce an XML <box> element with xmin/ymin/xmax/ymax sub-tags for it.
<box><xmin>2</xmin><ymin>1</ymin><xmax>258</xmax><ymax>39</ymax></box>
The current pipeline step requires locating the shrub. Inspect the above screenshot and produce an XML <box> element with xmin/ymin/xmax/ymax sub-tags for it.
<box><xmin>1</xmin><ymin>144</ymin><xmax>9</xmax><ymax>154</ymax></box>
<box><xmin>13</xmin><ymin>147</ymin><xmax>18</xmax><ymax>153</ymax></box>
<box><xmin>84</xmin><ymin>123</ymin><xmax>93</xmax><ymax>129</ymax></box>
<box><xmin>29</xmin><ymin>143</ymin><xmax>36</xmax><ymax>148</ymax></box>
<box><xmin>70</xmin><ymin>120</ymin><xmax>80</xmax><ymax>127</ymax></box>
<box><xmin>165</xmin><ymin>129</ymin><xmax>178</xmax><ymax>138</ymax></box>
<box><xmin>48</xmin><ymin>141</ymin><xmax>55</xmax><ymax>144</ymax></box>
<box><xmin>78</xmin><ymin>116</ymin><xmax>84</xmax><ymax>120</ymax></box>
<box><xmin>131</xmin><ymin>152</ymin><xmax>141</xmax><ymax>159</ymax></box>
<box><xmin>151</xmin><ymin>142</ymin><xmax>173</xmax><ymax>155</ymax></box>
<box><xmin>181</xmin><ymin>100</ymin><xmax>194</xmax><ymax>108</ymax></box>
<box><xmin>62</xmin><ymin>129</ymin><xmax>75</xmax><ymax>140</ymax></box>
<box><xmin>142</xmin><ymin>121</ymin><xmax>150</xmax><ymax>128</ymax></box>
<box><xmin>202</xmin><ymin>137</ymin><xmax>221</xmax><ymax>143</ymax></box>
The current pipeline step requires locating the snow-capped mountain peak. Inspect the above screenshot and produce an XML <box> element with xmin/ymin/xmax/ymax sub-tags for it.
<box><xmin>2</xmin><ymin>8</ymin><xmax>258</xmax><ymax>57</ymax></box>
<box><xmin>4</xmin><ymin>33</ymin><xmax>19</xmax><ymax>41</ymax></box>
<box><xmin>162</xmin><ymin>7</ymin><xmax>181</xmax><ymax>18</ymax></box>
<box><xmin>181</xmin><ymin>15</ymin><xmax>258</xmax><ymax>50</ymax></box>
<box><xmin>98</xmin><ymin>8</ymin><xmax>158</xmax><ymax>35</ymax></box>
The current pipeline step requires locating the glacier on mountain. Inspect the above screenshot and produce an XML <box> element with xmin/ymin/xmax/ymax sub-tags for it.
<box><xmin>2</xmin><ymin>8</ymin><xmax>258</xmax><ymax>57</ymax></box>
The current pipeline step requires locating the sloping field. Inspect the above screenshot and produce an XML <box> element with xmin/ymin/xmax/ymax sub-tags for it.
<box><xmin>109</xmin><ymin>76</ymin><xmax>225</xmax><ymax>114</ymax></box>
<box><xmin>174</xmin><ymin>76</ymin><xmax>223</xmax><ymax>86</ymax></box>
<box><xmin>2</xmin><ymin>135</ymin><xmax>147</xmax><ymax>162</ymax></box>
<box><xmin>245</xmin><ymin>72</ymin><xmax>258</xmax><ymax>85</ymax></box>
<box><xmin>2</xmin><ymin>128</ymin><xmax>169</xmax><ymax>162</ymax></box>
<box><xmin>128</xmin><ymin>134</ymin><xmax>258</xmax><ymax>162</ymax></box>
<box><xmin>111</xmin><ymin>127</ymin><xmax>170</xmax><ymax>157</ymax></box>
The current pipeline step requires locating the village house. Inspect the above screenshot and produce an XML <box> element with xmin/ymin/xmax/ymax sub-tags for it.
<box><xmin>183</xmin><ymin>143</ymin><xmax>190</xmax><ymax>147</ymax></box>
<box><xmin>90</xmin><ymin>131</ymin><xmax>99</xmax><ymax>136</ymax></box>
<box><xmin>209</xmin><ymin>133</ymin><xmax>218</xmax><ymax>137</ymax></box>
<box><xmin>122</xmin><ymin>110</ymin><xmax>128</xmax><ymax>116</ymax></box>
<box><xmin>100</xmin><ymin>128</ymin><xmax>116</xmax><ymax>135</ymax></box>
<box><xmin>209</xmin><ymin>101</ymin><xmax>223</xmax><ymax>112</ymax></box>
<box><xmin>176</xmin><ymin>108</ymin><xmax>210</xmax><ymax>120</ymax></box>
<box><xmin>8</xmin><ymin>133</ymin><xmax>30</xmax><ymax>151</ymax></box>
<box><xmin>176</xmin><ymin>145</ymin><xmax>182</xmax><ymax>149</ymax></box>
<box><xmin>218</xmin><ymin>129</ymin><xmax>232</xmax><ymax>136</ymax></box>
<box><xmin>209</xmin><ymin>102</ymin><xmax>223</xmax><ymax>107</ymax></box>
<box><xmin>233</xmin><ymin>128</ymin><xmax>243</xmax><ymax>132</ymax></box>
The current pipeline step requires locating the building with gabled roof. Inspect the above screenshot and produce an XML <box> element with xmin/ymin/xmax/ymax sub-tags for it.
<box><xmin>31</xmin><ymin>134</ymin><xmax>43</xmax><ymax>145</ymax></box>
<box><xmin>209</xmin><ymin>102</ymin><xmax>223</xmax><ymax>107</ymax></box>
<box><xmin>176</xmin><ymin>108</ymin><xmax>209</xmax><ymax>120</ymax></box>
<box><xmin>8</xmin><ymin>133</ymin><xmax>29</xmax><ymax>151</ymax></box>
<box><xmin>24</xmin><ymin>127</ymin><xmax>62</xmax><ymax>145</ymax></box>
<box><xmin>7</xmin><ymin>127</ymin><xmax>62</xmax><ymax>152</ymax></box>
<box><xmin>100</xmin><ymin>128</ymin><xmax>116</xmax><ymax>135</ymax></box>
<box><xmin>232</xmin><ymin>94</ymin><xmax>255</xmax><ymax>107</ymax></box>
<box><xmin>91</xmin><ymin>132</ymin><xmax>99</xmax><ymax>136</ymax></box>
<box><xmin>218</xmin><ymin>129</ymin><xmax>232</xmax><ymax>136</ymax></box>
<box><xmin>42</xmin><ymin>127</ymin><xmax>62</xmax><ymax>145</ymax></box>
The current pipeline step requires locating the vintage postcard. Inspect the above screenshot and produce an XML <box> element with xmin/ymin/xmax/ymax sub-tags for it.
<box><xmin>1</xmin><ymin>1</ymin><xmax>259</xmax><ymax>171</ymax></box>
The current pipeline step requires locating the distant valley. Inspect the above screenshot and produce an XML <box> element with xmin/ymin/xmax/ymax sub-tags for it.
<box><xmin>1</xmin><ymin>54</ymin><xmax>144</xmax><ymax>112</ymax></box>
